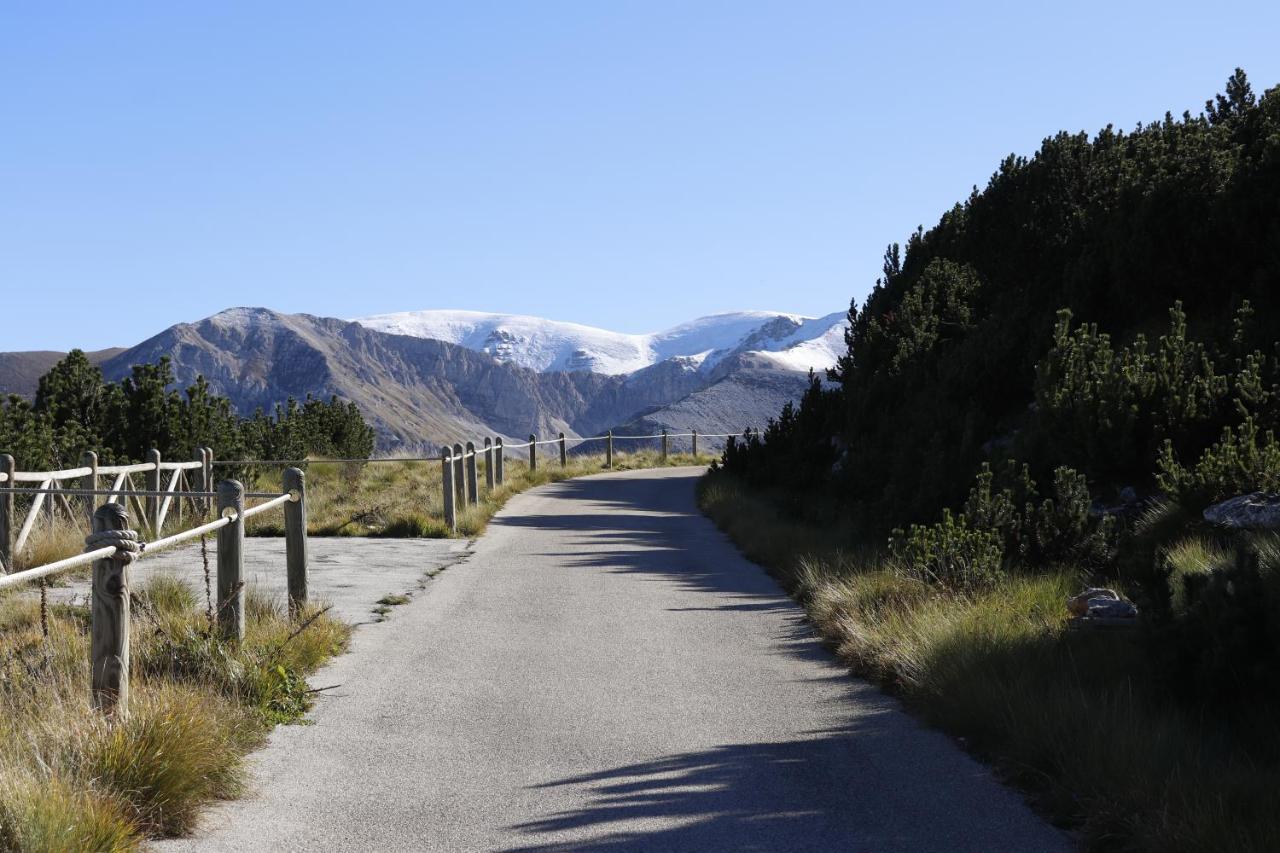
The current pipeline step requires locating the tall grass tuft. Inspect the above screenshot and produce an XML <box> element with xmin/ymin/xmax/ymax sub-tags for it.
<box><xmin>0</xmin><ymin>573</ymin><xmax>350</xmax><ymax>851</ymax></box>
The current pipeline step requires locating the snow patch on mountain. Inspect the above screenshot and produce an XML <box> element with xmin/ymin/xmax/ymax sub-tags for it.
<box><xmin>355</xmin><ymin>309</ymin><xmax>847</xmax><ymax>376</ymax></box>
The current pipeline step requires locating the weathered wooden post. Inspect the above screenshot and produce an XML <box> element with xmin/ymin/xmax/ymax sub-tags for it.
<box><xmin>188</xmin><ymin>448</ymin><xmax>204</xmax><ymax>521</ymax></box>
<box><xmin>90</xmin><ymin>502</ymin><xmax>132</xmax><ymax>716</ymax></box>
<box><xmin>216</xmin><ymin>480</ymin><xmax>245</xmax><ymax>643</ymax></box>
<box><xmin>661</xmin><ymin>429</ymin><xmax>669</xmax><ymax>462</ymax></box>
<box><xmin>606</xmin><ymin>430</ymin><xmax>613</xmax><ymax>469</ymax></box>
<box><xmin>0</xmin><ymin>454</ymin><xmax>15</xmax><ymax>572</ymax></box>
<box><xmin>452</xmin><ymin>443</ymin><xmax>465</xmax><ymax>504</ymax></box>
<box><xmin>691</xmin><ymin>429</ymin><xmax>698</xmax><ymax>457</ymax></box>
<box><xmin>145</xmin><ymin>448</ymin><xmax>162</xmax><ymax>535</ymax></box>
<box><xmin>484</xmin><ymin>438</ymin><xmax>494</xmax><ymax>489</ymax></box>
<box><xmin>441</xmin><ymin>448</ymin><xmax>456</xmax><ymax>533</ymax></box>
<box><xmin>283</xmin><ymin>467</ymin><xmax>308</xmax><ymax>617</ymax></box>
<box><xmin>494</xmin><ymin>437</ymin><xmax>505</xmax><ymax>485</ymax></box>
<box><xmin>81</xmin><ymin>450</ymin><xmax>99</xmax><ymax>531</ymax></box>
<box><xmin>203</xmin><ymin>447</ymin><xmax>214</xmax><ymax>516</ymax></box>
<box><xmin>559</xmin><ymin>433</ymin><xmax>568</xmax><ymax>467</ymax></box>
<box><xmin>529</xmin><ymin>434</ymin><xmax>537</xmax><ymax>472</ymax></box>
<box><xmin>465</xmin><ymin>441</ymin><xmax>479</xmax><ymax>505</ymax></box>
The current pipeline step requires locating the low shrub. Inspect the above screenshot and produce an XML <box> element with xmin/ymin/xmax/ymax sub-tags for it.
<box><xmin>890</xmin><ymin>509</ymin><xmax>1004</xmax><ymax>591</ymax></box>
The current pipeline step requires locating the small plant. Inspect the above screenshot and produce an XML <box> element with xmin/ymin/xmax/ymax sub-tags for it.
<box><xmin>1157</xmin><ymin>416</ymin><xmax>1280</xmax><ymax>508</ymax></box>
<box><xmin>890</xmin><ymin>509</ymin><xmax>1004</xmax><ymax>591</ymax></box>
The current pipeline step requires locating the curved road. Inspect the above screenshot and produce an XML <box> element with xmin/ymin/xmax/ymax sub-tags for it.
<box><xmin>168</xmin><ymin>467</ymin><xmax>1067</xmax><ymax>852</ymax></box>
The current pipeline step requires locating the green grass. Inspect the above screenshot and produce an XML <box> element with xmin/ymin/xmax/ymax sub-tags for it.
<box><xmin>699</xmin><ymin>470</ymin><xmax>1280</xmax><ymax>852</ymax></box>
<box><xmin>243</xmin><ymin>450</ymin><xmax>713</xmax><ymax>539</ymax></box>
<box><xmin>0</xmin><ymin>574</ymin><xmax>350</xmax><ymax>851</ymax></box>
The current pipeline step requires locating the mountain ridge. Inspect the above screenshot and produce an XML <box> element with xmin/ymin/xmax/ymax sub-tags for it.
<box><xmin>1</xmin><ymin>306</ymin><xmax>845</xmax><ymax>451</ymax></box>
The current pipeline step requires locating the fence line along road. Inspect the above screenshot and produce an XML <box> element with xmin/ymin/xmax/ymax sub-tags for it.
<box><xmin>435</xmin><ymin>427</ymin><xmax>759</xmax><ymax>533</ymax></box>
<box><xmin>0</xmin><ymin>467</ymin><xmax>309</xmax><ymax>720</ymax></box>
<box><xmin>0</xmin><ymin>425</ymin><xmax>762</xmax><ymax>712</ymax></box>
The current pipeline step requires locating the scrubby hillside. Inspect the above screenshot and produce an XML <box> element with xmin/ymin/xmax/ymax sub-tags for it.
<box><xmin>732</xmin><ymin>68</ymin><xmax>1280</xmax><ymax>535</ymax></box>
<box><xmin>710</xmin><ymin>71</ymin><xmax>1280</xmax><ymax>849</ymax></box>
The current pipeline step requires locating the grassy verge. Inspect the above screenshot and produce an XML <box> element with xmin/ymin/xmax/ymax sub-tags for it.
<box><xmin>0</xmin><ymin>576</ymin><xmax>349</xmax><ymax>851</ymax></box>
<box><xmin>698</xmin><ymin>471</ymin><xmax>1280</xmax><ymax>852</ymax></box>
<box><xmin>243</xmin><ymin>450</ymin><xmax>713</xmax><ymax>538</ymax></box>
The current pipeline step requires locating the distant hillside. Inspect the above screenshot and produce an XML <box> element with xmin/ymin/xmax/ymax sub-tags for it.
<box><xmin>69</xmin><ymin>308</ymin><xmax>809</xmax><ymax>451</ymax></box>
<box><xmin>0</xmin><ymin>348</ymin><xmax>125</xmax><ymax>397</ymax></box>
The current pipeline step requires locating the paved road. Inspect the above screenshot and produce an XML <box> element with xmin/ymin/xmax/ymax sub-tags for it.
<box><xmin>165</xmin><ymin>467</ymin><xmax>1068</xmax><ymax>852</ymax></box>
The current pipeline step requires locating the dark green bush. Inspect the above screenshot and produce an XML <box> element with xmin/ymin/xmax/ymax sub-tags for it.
<box><xmin>890</xmin><ymin>509</ymin><xmax>1004</xmax><ymax>591</ymax></box>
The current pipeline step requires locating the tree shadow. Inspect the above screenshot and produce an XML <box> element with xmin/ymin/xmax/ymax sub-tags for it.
<box><xmin>505</xmin><ymin>716</ymin><xmax>1063</xmax><ymax>852</ymax></box>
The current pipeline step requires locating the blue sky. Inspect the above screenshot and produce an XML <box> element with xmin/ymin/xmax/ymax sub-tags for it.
<box><xmin>3</xmin><ymin>2</ymin><xmax>1279</xmax><ymax>352</ymax></box>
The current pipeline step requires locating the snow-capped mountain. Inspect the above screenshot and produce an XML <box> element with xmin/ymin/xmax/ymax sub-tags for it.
<box><xmin>1</xmin><ymin>306</ymin><xmax>849</xmax><ymax>451</ymax></box>
<box><xmin>354</xmin><ymin>309</ymin><xmax>848</xmax><ymax>376</ymax></box>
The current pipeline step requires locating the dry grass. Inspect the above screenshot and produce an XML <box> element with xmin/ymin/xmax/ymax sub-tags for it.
<box><xmin>0</xmin><ymin>574</ymin><xmax>350</xmax><ymax>851</ymax></box>
<box><xmin>9</xmin><ymin>498</ymin><xmax>220</xmax><ymax>573</ymax></box>
<box><xmin>242</xmin><ymin>450</ymin><xmax>713</xmax><ymax>539</ymax></box>
<box><xmin>699</xmin><ymin>470</ymin><xmax>1280</xmax><ymax>852</ymax></box>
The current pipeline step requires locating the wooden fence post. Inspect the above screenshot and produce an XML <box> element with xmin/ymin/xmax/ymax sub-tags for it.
<box><xmin>0</xmin><ymin>454</ymin><xmax>15</xmax><ymax>572</ymax></box>
<box><xmin>452</xmin><ymin>443</ymin><xmax>465</xmax><ymax>504</ymax></box>
<box><xmin>203</xmin><ymin>447</ymin><xmax>214</xmax><ymax>516</ymax></box>
<box><xmin>189</xmin><ymin>447</ymin><xmax>204</xmax><ymax>520</ymax></box>
<box><xmin>441</xmin><ymin>448</ymin><xmax>456</xmax><ymax>533</ymax></box>
<box><xmin>692</xmin><ymin>429</ymin><xmax>698</xmax><ymax>457</ymax></box>
<box><xmin>484</xmin><ymin>438</ymin><xmax>494</xmax><ymax>489</ymax></box>
<box><xmin>90</xmin><ymin>503</ymin><xmax>131</xmax><ymax>716</ymax></box>
<box><xmin>81</xmin><ymin>451</ymin><xmax>99</xmax><ymax>531</ymax></box>
<box><xmin>661</xmin><ymin>429</ymin><xmax>668</xmax><ymax>462</ymax></box>
<box><xmin>284</xmin><ymin>467</ymin><xmax>308</xmax><ymax>617</ymax></box>
<box><xmin>494</xmin><ymin>438</ymin><xmax>505</xmax><ymax>485</ymax></box>
<box><xmin>559</xmin><ymin>433</ymin><xmax>567</xmax><ymax>467</ymax></box>
<box><xmin>606</xmin><ymin>431</ymin><xmax>613</xmax><ymax>469</ymax></box>
<box><xmin>216</xmin><ymin>480</ymin><xmax>245</xmax><ymax>643</ymax></box>
<box><xmin>529</xmin><ymin>435</ymin><xmax>537</xmax><ymax>472</ymax></box>
<box><xmin>145</xmin><ymin>448</ymin><xmax>162</xmax><ymax>535</ymax></box>
<box><xmin>465</xmin><ymin>441</ymin><xmax>478</xmax><ymax>505</ymax></box>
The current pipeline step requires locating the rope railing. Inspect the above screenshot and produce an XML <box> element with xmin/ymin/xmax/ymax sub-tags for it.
<box><xmin>0</xmin><ymin>470</ymin><xmax>309</xmax><ymax>719</ymax></box>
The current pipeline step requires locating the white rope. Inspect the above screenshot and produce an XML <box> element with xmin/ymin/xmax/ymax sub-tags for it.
<box><xmin>83</xmin><ymin>529</ymin><xmax>145</xmax><ymax>564</ymax></box>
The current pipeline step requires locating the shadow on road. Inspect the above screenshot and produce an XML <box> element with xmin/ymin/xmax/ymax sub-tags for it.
<box><xmin>493</xmin><ymin>472</ymin><xmax>797</xmax><ymax>615</ymax></box>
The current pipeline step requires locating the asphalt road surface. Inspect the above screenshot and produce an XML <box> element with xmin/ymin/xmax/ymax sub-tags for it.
<box><xmin>164</xmin><ymin>467</ymin><xmax>1069</xmax><ymax>852</ymax></box>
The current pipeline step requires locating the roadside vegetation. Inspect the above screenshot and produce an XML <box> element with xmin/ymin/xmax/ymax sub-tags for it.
<box><xmin>708</xmin><ymin>71</ymin><xmax>1280</xmax><ymax>851</ymax></box>
<box><xmin>242</xmin><ymin>449</ymin><xmax>715</xmax><ymax>539</ymax></box>
<box><xmin>0</xmin><ymin>575</ymin><xmax>349</xmax><ymax>851</ymax></box>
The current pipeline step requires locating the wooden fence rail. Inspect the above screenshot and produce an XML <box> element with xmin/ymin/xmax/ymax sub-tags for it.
<box><xmin>0</xmin><ymin>447</ymin><xmax>215</xmax><ymax>573</ymax></box>
<box><xmin>0</xmin><ymin>468</ymin><xmax>307</xmax><ymax>718</ymax></box>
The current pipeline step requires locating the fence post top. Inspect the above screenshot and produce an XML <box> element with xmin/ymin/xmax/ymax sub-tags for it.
<box><xmin>466</xmin><ymin>440</ymin><xmax>475</xmax><ymax>451</ymax></box>
<box><xmin>495</xmin><ymin>436</ymin><xmax>503</xmax><ymax>445</ymax></box>
<box><xmin>559</xmin><ymin>432</ymin><xmax>565</xmax><ymax>439</ymax></box>
<box><xmin>81</xmin><ymin>449</ymin><xmax>98</xmax><ymax>464</ymax></box>
<box><xmin>453</xmin><ymin>442</ymin><xmax>463</xmax><ymax>452</ymax></box>
<box><xmin>283</xmin><ymin>466</ymin><xmax>305</xmax><ymax>488</ymax></box>
<box><xmin>147</xmin><ymin>448</ymin><xmax>161</xmax><ymax>462</ymax></box>
<box><xmin>484</xmin><ymin>437</ymin><xmax>492</xmax><ymax>447</ymax></box>
<box><xmin>529</xmin><ymin>434</ymin><xmax>536</xmax><ymax>441</ymax></box>
<box><xmin>92</xmin><ymin>502</ymin><xmax>129</xmax><ymax>531</ymax></box>
<box><xmin>1</xmin><ymin>454</ymin><xmax>13</xmax><ymax>470</ymax></box>
<box><xmin>217</xmin><ymin>479</ymin><xmax>245</xmax><ymax>510</ymax></box>
<box><xmin>441</xmin><ymin>447</ymin><xmax>453</xmax><ymax>460</ymax></box>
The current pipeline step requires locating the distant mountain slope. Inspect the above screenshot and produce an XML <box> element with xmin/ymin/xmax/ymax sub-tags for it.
<box><xmin>98</xmin><ymin>308</ymin><xmax>615</xmax><ymax>450</ymax></box>
<box><xmin>354</xmin><ymin>308</ymin><xmax>847</xmax><ymax>376</ymax></box>
<box><xmin>612</xmin><ymin>354</ymin><xmax>815</xmax><ymax>450</ymax></box>
<box><xmin>0</xmin><ymin>348</ymin><xmax>125</xmax><ymax>397</ymax></box>
<box><xmin>5</xmin><ymin>306</ymin><xmax>844</xmax><ymax>452</ymax></box>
